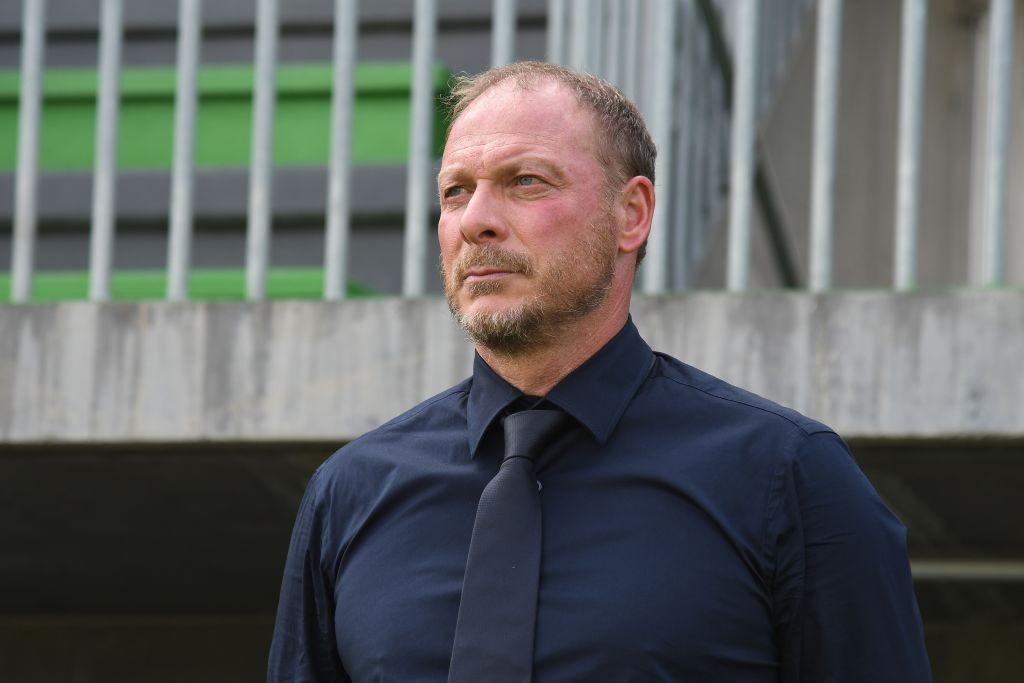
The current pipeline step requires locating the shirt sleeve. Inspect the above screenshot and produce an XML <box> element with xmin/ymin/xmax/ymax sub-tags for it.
<box><xmin>268</xmin><ymin>467</ymin><xmax>350</xmax><ymax>682</ymax></box>
<box><xmin>771</xmin><ymin>431</ymin><xmax>932</xmax><ymax>682</ymax></box>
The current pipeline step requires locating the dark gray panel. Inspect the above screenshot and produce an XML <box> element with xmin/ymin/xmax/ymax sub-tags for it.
<box><xmin>2</xmin><ymin>22</ymin><xmax>547</xmax><ymax>67</ymax></box>
<box><xmin>1</xmin><ymin>439</ymin><xmax>1021</xmax><ymax>614</ymax></box>
<box><xmin>0</xmin><ymin>0</ymin><xmax>550</xmax><ymax>33</ymax></box>
<box><xmin>0</xmin><ymin>439</ymin><xmax>1021</xmax><ymax>683</ymax></box>
<box><xmin>0</xmin><ymin>166</ymin><xmax>428</xmax><ymax>222</ymax></box>
<box><xmin>0</xmin><ymin>616</ymin><xmax>273</xmax><ymax>683</ymax></box>
<box><xmin>0</xmin><ymin>221</ymin><xmax>442</xmax><ymax>294</ymax></box>
<box><xmin>0</xmin><ymin>445</ymin><xmax>327</xmax><ymax>614</ymax></box>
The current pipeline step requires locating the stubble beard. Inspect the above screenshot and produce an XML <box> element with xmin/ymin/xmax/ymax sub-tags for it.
<box><xmin>441</xmin><ymin>216</ymin><xmax>618</xmax><ymax>356</ymax></box>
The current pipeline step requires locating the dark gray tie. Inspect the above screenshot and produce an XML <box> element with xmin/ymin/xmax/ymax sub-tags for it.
<box><xmin>448</xmin><ymin>409</ymin><xmax>571</xmax><ymax>683</ymax></box>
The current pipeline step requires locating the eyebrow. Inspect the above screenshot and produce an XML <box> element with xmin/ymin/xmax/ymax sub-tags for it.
<box><xmin>437</xmin><ymin>153</ymin><xmax>565</xmax><ymax>188</ymax></box>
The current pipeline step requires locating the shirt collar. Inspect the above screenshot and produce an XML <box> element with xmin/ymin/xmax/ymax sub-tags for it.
<box><xmin>466</xmin><ymin>316</ymin><xmax>654</xmax><ymax>457</ymax></box>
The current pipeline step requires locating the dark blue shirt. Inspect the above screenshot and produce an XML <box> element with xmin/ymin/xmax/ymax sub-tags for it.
<box><xmin>268</xmin><ymin>318</ymin><xmax>931</xmax><ymax>682</ymax></box>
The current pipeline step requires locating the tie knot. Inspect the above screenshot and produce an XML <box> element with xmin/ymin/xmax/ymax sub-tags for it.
<box><xmin>501</xmin><ymin>409</ymin><xmax>571</xmax><ymax>462</ymax></box>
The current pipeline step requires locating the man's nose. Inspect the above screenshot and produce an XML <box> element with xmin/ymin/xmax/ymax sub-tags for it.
<box><xmin>459</xmin><ymin>183</ymin><xmax>508</xmax><ymax>244</ymax></box>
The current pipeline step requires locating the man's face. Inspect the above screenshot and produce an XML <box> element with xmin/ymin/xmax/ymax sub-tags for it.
<box><xmin>437</xmin><ymin>80</ymin><xmax>620</xmax><ymax>354</ymax></box>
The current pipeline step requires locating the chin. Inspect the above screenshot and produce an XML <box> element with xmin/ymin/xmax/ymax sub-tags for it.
<box><xmin>460</xmin><ymin>297</ymin><xmax>516</xmax><ymax>321</ymax></box>
<box><xmin>461</xmin><ymin>282</ymin><xmax>521</xmax><ymax>305</ymax></box>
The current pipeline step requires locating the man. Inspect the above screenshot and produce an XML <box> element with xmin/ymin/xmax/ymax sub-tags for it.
<box><xmin>269</xmin><ymin>62</ymin><xmax>931</xmax><ymax>681</ymax></box>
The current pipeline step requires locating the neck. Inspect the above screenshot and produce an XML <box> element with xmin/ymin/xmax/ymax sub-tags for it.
<box><xmin>476</xmin><ymin>285</ymin><xmax>632</xmax><ymax>396</ymax></box>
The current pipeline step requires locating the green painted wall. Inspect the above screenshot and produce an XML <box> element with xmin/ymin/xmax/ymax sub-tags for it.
<box><xmin>0</xmin><ymin>62</ymin><xmax>451</xmax><ymax>171</ymax></box>
<box><xmin>0</xmin><ymin>268</ymin><xmax>376</xmax><ymax>302</ymax></box>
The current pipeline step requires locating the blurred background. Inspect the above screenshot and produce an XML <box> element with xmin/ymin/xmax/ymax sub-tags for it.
<box><xmin>0</xmin><ymin>0</ymin><xmax>1021</xmax><ymax>680</ymax></box>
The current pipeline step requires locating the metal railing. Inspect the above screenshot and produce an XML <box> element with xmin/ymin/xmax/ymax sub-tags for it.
<box><xmin>5</xmin><ymin>0</ymin><xmax>1020</xmax><ymax>302</ymax></box>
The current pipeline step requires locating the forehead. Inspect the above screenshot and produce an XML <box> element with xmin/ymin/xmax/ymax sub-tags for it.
<box><xmin>442</xmin><ymin>80</ymin><xmax>599</xmax><ymax>168</ymax></box>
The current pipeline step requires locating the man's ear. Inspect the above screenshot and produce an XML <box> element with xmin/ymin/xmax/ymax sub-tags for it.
<box><xmin>617</xmin><ymin>176</ymin><xmax>654</xmax><ymax>256</ymax></box>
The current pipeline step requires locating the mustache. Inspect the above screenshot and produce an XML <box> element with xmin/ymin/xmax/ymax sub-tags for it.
<box><xmin>452</xmin><ymin>245</ymin><xmax>536</xmax><ymax>283</ymax></box>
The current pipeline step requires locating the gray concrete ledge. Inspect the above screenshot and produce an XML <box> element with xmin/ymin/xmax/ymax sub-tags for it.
<box><xmin>0</xmin><ymin>291</ymin><xmax>1021</xmax><ymax>443</ymax></box>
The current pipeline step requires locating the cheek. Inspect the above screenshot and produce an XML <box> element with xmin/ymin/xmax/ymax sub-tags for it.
<box><xmin>437</xmin><ymin>217</ymin><xmax>462</xmax><ymax>259</ymax></box>
<box><xmin>520</xmin><ymin>204</ymin><xmax>588</xmax><ymax>249</ymax></box>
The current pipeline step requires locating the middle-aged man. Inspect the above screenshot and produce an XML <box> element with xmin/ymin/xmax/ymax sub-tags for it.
<box><xmin>269</xmin><ymin>61</ymin><xmax>931</xmax><ymax>682</ymax></box>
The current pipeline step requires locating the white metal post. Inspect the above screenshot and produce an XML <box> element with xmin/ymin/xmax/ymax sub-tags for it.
<box><xmin>403</xmin><ymin>0</ymin><xmax>437</xmax><ymax>297</ymax></box>
<box><xmin>639</xmin><ymin>0</ymin><xmax>661</xmax><ymax>120</ymax></box>
<box><xmin>911</xmin><ymin>560</ymin><xmax>1024</xmax><ymax>582</ymax></box>
<box><xmin>492</xmin><ymin>0</ymin><xmax>516</xmax><ymax>67</ymax></box>
<box><xmin>604</xmin><ymin>0</ymin><xmax>622</xmax><ymax>85</ymax></box>
<box><xmin>621</xmin><ymin>0</ymin><xmax>640</xmax><ymax>101</ymax></box>
<box><xmin>642</xmin><ymin>0</ymin><xmax>677</xmax><ymax>293</ymax></box>
<box><xmin>546</xmin><ymin>0</ymin><xmax>566</xmax><ymax>64</ymax></box>
<box><xmin>167</xmin><ymin>0</ymin><xmax>202</xmax><ymax>302</ymax></box>
<box><xmin>324</xmin><ymin>0</ymin><xmax>359</xmax><ymax>300</ymax></box>
<box><xmin>893</xmin><ymin>0</ymin><xmax>927</xmax><ymax>291</ymax></box>
<box><xmin>569</xmin><ymin>0</ymin><xmax>589</xmax><ymax>70</ymax></box>
<box><xmin>981</xmin><ymin>0</ymin><xmax>1015</xmax><ymax>286</ymax></box>
<box><xmin>710</xmin><ymin>75</ymin><xmax>726</xmax><ymax>230</ymax></box>
<box><xmin>726</xmin><ymin>0</ymin><xmax>761</xmax><ymax>292</ymax></box>
<box><xmin>11</xmin><ymin>0</ymin><xmax>46</xmax><ymax>303</ymax></box>
<box><xmin>689</xmin><ymin>28</ymin><xmax>711</xmax><ymax>267</ymax></box>
<box><xmin>245</xmin><ymin>0</ymin><xmax>279</xmax><ymax>301</ymax></box>
<box><xmin>808</xmin><ymin>0</ymin><xmax>843</xmax><ymax>292</ymax></box>
<box><xmin>589</xmin><ymin>0</ymin><xmax>604</xmax><ymax>76</ymax></box>
<box><xmin>88</xmin><ymin>0</ymin><xmax>123</xmax><ymax>302</ymax></box>
<box><xmin>672</xmin><ymin>0</ymin><xmax>697</xmax><ymax>291</ymax></box>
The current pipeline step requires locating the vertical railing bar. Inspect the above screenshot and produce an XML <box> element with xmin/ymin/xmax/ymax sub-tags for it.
<box><xmin>641</xmin><ymin>0</ymin><xmax>677</xmax><ymax>294</ymax></box>
<box><xmin>714</xmin><ymin>75</ymin><xmax>728</xmax><ymax>231</ymax></box>
<box><xmin>166</xmin><ymin>0</ymin><xmax>202</xmax><ymax>302</ymax></box>
<box><xmin>758</xmin><ymin>0</ymin><xmax>770</xmax><ymax>118</ymax></box>
<box><xmin>770</xmin><ymin>0</ymin><xmax>782</xmax><ymax>97</ymax></box>
<box><xmin>808</xmin><ymin>0</ymin><xmax>843</xmax><ymax>293</ymax></box>
<box><xmin>588</xmin><ymin>0</ymin><xmax>603</xmax><ymax>74</ymax></box>
<box><xmin>492</xmin><ymin>0</ymin><xmax>516</xmax><ymax>67</ymax></box>
<box><xmin>893</xmin><ymin>0</ymin><xmax>927</xmax><ymax>291</ymax></box>
<box><xmin>981</xmin><ymin>0</ymin><xmax>1014</xmax><ymax>286</ymax></box>
<box><xmin>783</xmin><ymin>3</ymin><xmax>793</xmax><ymax>83</ymax></box>
<box><xmin>605</xmin><ymin>0</ymin><xmax>621</xmax><ymax>85</ymax></box>
<box><xmin>672</xmin><ymin>0</ymin><xmax>697</xmax><ymax>290</ymax></box>
<box><xmin>689</xmin><ymin>24</ymin><xmax>710</xmax><ymax>274</ymax></box>
<box><xmin>245</xmin><ymin>0</ymin><xmax>278</xmax><ymax>301</ymax></box>
<box><xmin>640</xmin><ymin>0</ymin><xmax>660</xmax><ymax>119</ymax></box>
<box><xmin>402</xmin><ymin>0</ymin><xmax>437</xmax><ymax>297</ymax></box>
<box><xmin>620</xmin><ymin>0</ymin><xmax>634</xmax><ymax>88</ymax></box>
<box><xmin>569</xmin><ymin>0</ymin><xmax>588</xmax><ymax>70</ymax></box>
<box><xmin>786</xmin><ymin>0</ymin><xmax>799</xmax><ymax>51</ymax></box>
<box><xmin>726</xmin><ymin>0</ymin><xmax>760</xmax><ymax>292</ymax></box>
<box><xmin>11</xmin><ymin>0</ymin><xmax>46</xmax><ymax>303</ymax></box>
<box><xmin>323</xmin><ymin>0</ymin><xmax>359</xmax><ymax>300</ymax></box>
<box><xmin>765</xmin><ymin>0</ymin><xmax>776</xmax><ymax>96</ymax></box>
<box><xmin>621</xmin><ymin>0</ymin><xmax>640</xmax><ymax>101</ymax></box>
<box><xmin>705</xmin><ymin>48</ymin><xmax>723</xmax><ymax>261</ymax></box>
<box><xmin>87</xmin><ymin>0</ymin><xmax>123</xmax><ymax>302</ymax></box>
<box><xmin>704</xmin><ymin>49</ymin><xmax>719</xmax><ymax>242</ymax></box>
<box><xmin>546</xmin><ymin>0</ymin><xmax>566</xmax><ymax>64</ymax></box>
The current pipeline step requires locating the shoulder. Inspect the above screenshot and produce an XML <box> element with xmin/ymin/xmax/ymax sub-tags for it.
<box><xmin>643</xmin><ymin>351</ymin><xmax>875</xmax><ymax>501</ymax></box>
<box><xmin>314</xmin><ymin>377</ymin><xmax>471</xmax><ymax>483</ymax></box>
<box><xmin>647</xmin><ymin>351</ymin><xmax>834</xmax><ymax>440</ymax></box>
<box><xmin>299</xmin><ymin>378</ymin><xmax>472</xmax><ymax>543</ymax></box>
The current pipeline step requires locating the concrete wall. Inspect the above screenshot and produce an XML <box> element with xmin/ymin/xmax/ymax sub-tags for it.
<box><xmin>0</xmin><ymin>297</ymin><xmax>1022</xmax><ymax>683</ymax></box>
<box><xmin>1</xmin><ymin>291</ymin><xmax>1021</xmax><ymax>444</ymax></box>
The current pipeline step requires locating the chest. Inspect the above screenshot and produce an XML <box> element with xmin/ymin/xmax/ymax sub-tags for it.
<box><xmin>331</xmin><ymin>466</ymin><xmax>778</xmax><ymax>682</ymax></box>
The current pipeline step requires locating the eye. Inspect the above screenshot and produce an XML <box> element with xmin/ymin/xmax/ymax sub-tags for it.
<box><xmin>515</xmin><ymin>175</ymin><xmax>540</xmax><ymax>187</ymax></box>
<box><xmin>443</xmin><ymin>185</ymin><xmax>466</xmax><ymax>199</ymax></box>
